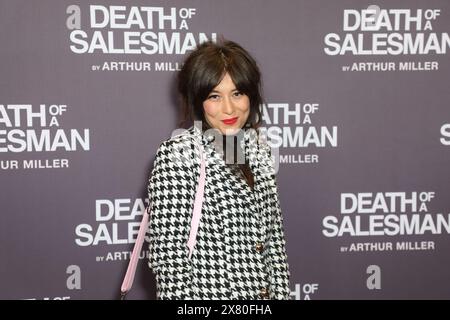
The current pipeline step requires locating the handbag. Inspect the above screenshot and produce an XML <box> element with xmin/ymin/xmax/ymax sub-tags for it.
<box><xmin>120</xmin><ymin>141</ymin><xmax>206</xmax><ymax>299</ymax></box>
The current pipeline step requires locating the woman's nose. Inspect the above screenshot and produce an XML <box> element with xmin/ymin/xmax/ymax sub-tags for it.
<box><xmin>222</xmin><ymin>97</ymin><xmax>235</xmax><ymax>115</ymax></box>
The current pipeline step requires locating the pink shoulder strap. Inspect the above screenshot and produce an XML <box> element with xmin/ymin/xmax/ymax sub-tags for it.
<box><xmin>120</xmin><ymin>141</ymin><xmax>206</xmax><ymax>298</ymax></box>
<box><xmin>187</xmin><ymin>142</ymin><xmax>206</xmax><ymax>259</ymax></box>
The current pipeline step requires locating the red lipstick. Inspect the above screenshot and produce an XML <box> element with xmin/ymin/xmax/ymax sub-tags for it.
<box><xmin>221</xmin><ymin>117</ymin><xmax>238</xmax><ymax>125</ymax></box>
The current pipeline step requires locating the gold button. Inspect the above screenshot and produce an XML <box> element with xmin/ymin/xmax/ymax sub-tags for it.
<box><xmin>259</xmin><ymin>287</ymin><xmax>270</xmax><ymax>299</ymax></box>
<box><xmin>256</xmin><ymin>242</ymin><xmax>264</xmax><ymax>253</ymax></box>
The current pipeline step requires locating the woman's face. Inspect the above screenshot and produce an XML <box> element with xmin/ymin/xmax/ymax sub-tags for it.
<box><xmin>202</xmin><ymin>72</ymin><xmax>250</xmax><ymax>135</ymax></box>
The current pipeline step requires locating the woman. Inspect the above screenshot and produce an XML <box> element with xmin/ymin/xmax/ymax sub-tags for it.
<box><xmin>147</xmin><ymin>39</ymin><xmax>290</xmax><ymax>300</ymax></box>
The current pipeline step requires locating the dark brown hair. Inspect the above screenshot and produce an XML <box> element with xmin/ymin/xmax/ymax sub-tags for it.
<box><xmin>177</xmin><ymin>38</ymin><xmax>265</xmax><ymax>190</ymax></box>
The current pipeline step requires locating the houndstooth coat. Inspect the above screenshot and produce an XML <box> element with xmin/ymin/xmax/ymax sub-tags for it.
<box><xmin>147</xmin><ymin>125</ymin><xmax>291</xmax><ymax>300</ymax></box>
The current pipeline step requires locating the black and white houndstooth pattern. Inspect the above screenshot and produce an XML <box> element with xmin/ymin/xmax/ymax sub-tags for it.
<box><xmin>147</xmin><ymin>125</ymin><xmax>290</xmax><ymax>300</ymax></box>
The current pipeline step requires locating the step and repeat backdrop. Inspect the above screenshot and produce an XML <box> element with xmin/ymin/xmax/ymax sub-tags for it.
<box><xmin>1</xmin><ymin>0</ymin><xmax>449</xmax><ymax>300</ymax></box>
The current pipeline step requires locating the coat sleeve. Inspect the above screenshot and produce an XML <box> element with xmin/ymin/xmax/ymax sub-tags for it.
<box><xmin>259</xmin><ymin>140</ymin><xmax>291</xmax><ymax>300</ymax></box>
<box><xmin>146</xmin><ymin>139</ymin><xmax>197</xmax><ymax>300</ymax></box>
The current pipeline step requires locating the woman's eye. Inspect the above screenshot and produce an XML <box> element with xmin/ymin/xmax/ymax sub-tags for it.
<box><xmin>234</xmin><ymin>91</ymin><xmax>243</xmax><ymax>97</ymax></box>
<box><xmin>208</xmin><ymin>94</ymin><xmax>219</xmax><ymax>100</ymax></box>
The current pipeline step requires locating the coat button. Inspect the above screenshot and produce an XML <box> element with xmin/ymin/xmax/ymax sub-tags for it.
<box><xmin>256</xmin><ymin>242</ymin><xmax>264</xmax><ymax>253</ymax></box>
<box><xmin>259</xmin><ymin>287</ymin><xmax>270</xmax><ymax>299</ymax></box>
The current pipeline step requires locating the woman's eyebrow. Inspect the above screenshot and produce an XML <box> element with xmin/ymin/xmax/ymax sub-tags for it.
<box><xmin>210</xmin><ymin>88</ymin><xmax>238</xmax><ymax>93</ymax></box>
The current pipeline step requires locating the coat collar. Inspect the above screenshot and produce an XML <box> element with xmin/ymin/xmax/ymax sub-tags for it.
<box><xmin>188</xmin><ymin>123</ymin><xmax>260</xmax><ymax>156</ymax></box>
